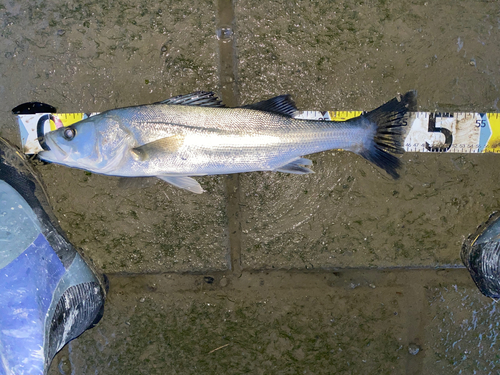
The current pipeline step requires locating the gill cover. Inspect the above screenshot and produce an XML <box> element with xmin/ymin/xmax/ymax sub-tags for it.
<box><xmin>39</xmin><ymin>119</ymin><xmax>99</xmax><ymax>166</ymax></box>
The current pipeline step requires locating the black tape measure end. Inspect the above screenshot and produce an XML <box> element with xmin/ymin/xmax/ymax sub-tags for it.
<box><xmin>12</xmin><ymin>102</ymin><xmax>57</xmax><ymax>115</ymax></box>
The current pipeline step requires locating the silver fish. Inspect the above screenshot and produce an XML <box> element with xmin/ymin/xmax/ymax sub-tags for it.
<box><xmin>38</xmin><ymin>91</ymin><xmax>416</xmax><ymax>193</ymax></box>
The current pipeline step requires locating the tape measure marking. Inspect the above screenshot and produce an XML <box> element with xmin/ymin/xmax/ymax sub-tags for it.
<box><xmin>17</xmin><ymin>110</ymin><xmax>500</xmax><ymax>154</ymax></box>
<box><xmin>296</xmin><ymin>110</ymin><xmax>499</xmax><ymax>154</ymax></box>
<box><xmin>485</xmin><ymin>113</ymin><xmax>500</xmax><ymax>152</ymax></box>
<box><xmin>19</xmin><ymin>113</ymin><xmax>90</xmax><ymax>154</ymax></box>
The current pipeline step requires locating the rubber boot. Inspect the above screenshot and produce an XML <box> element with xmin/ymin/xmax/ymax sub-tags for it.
<box><xmin>0</xmin><ymin>138</ymin><xmax>106</xmax><ymax>374</ymax></box>
<box><xmin>462</xmin><ymin>212</ymin><xmax>500</xmax><ymax>298</ymax></box>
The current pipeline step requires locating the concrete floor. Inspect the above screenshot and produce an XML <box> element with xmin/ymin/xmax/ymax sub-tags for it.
<box><xmin>1</xmin><ymin>0</ymin><xmax>500</xmax><ymax>373</ymax></box>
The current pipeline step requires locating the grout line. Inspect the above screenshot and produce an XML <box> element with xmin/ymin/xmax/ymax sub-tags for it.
<box><xmin>216</xmin><ymin>0</ymin><xmax>239</xmax><ymax>106</ymax></box>
<box><xmin>216</xmin><ymin>0</ymin><xmax>242</xmax><ymax>274</ymax></box>
<box><xmin>404</xmin><ymin>282</ymin><xmax>426</xmax><ymax>374</ymax></box>
<box><xmin>105</xmin><ymin>267</ymin><xmax>469</xmax><ymax>278</ymax></box>
<box><xmin>225</xmin><ymin>174</ymin><xmax>242</xmax><ymax>274</ymax></box>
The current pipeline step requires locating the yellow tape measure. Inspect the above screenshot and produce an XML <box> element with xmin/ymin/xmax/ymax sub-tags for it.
<box><xmin>17</xmin><ymin>111</ymin><xmax>500</xmax><ymax>154</ymax></box>
<box><xmin>297</xmin><ymin>110</ymin><xmax>500</xmax><ymax>153</ymax></box>
<box><xmin>329</xmin><ymin>111</ymin><xmax>363</xmax><ymax>121</ymax></box>
<box><xmin>48</xmin><ymin>113</ymin><xmax>86</xmax><ymax>131</ymax></box>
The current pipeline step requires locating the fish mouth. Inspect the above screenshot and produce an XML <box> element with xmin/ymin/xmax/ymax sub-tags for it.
<box><xmin>37</xmin><ymin>133</ymin><xmax>67</xmax><ymax>162</ymax></box>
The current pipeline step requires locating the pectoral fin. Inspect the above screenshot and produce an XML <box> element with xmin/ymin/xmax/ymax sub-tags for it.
<box><xmin>131</xmin><ymin>135</ymin><xmax>184</xmax><ymax>161</ymax></box>
<box><xmin>275</xmin><ymin>158</ymin><xmax>314</xmax><ymax>174</ymax></box>
<box><xmin>157</xmin><ymin>175</ymin><xmax>204</xmax><ymax>194</ymax></box>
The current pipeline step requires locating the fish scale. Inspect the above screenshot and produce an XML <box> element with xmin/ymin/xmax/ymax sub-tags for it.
<box><xmin>117</xmin><ymin>105</ymin><xmax>368</xmax><ymax>171</ymax></box>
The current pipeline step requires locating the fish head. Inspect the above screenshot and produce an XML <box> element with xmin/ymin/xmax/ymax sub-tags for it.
<box><xmin>38</xmin><ymin>117</ymin><xmax>129</xmax><ymax>173</ymax></box>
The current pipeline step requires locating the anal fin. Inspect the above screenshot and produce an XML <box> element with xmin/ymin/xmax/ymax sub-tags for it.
<box><xmin>157</xmin><ymin>175</ymin><xmax>204</xmax><ymax>194</ymax></box>
<box><xmin>275</xmin><ymin>158</ymin><xmax>314</xmax><ymax>174</ymax></box>
<box><xmin>293</xmin><ymin>158</ymin><xmax>312</xmax><ymax>166</ymax></box>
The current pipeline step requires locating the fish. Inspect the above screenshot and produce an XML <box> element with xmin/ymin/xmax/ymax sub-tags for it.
<box><xmin>38</xmin><ymin>91</ymin><xmax>416</xmax><ymax>193</ymax></box>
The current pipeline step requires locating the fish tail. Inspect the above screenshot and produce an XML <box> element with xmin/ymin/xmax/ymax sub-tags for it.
<box><xmin>356</xmin><ymin>91</ymin><xmax>416</xmax><ymax>179</ymax></box>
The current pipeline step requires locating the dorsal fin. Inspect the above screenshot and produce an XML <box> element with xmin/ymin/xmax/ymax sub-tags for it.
<box><xmin>158</xmin><ymin>91</ymin><xmax>225</xmax><ymax>107</ymax></box>
<box><xmin>241</xmin><ymin>95</ymin><xmax>297</xmax><ymax>117</ymax></box>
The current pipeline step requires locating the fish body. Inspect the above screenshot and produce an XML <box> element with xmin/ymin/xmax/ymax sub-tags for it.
<box><xmin>39</xmin><ymin>91</ymin><xmax>416</xmax><ymax>193</ymax></box>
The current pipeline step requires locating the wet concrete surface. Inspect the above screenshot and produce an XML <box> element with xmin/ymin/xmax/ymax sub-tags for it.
<box><xmin>0</xmin><ymin>0</ymin><xmax>499</xmax><ymax>373</ymax></box>
<box><xmin>50</xmin><ymin>269</ymin><xmax>497</xmax><ymax>374</ymax></box>
<box><xmin>239</xmin><ymin>152</ymin><xmax>500</xmax><ymax>270</ymax></box>
<box><xmin>38</xmin><ymin>164</ymin><xmax>229</xmax><ymax>273</ymax></box>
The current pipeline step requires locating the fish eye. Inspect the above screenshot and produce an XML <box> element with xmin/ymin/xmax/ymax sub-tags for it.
<box><xmin>63</xmin><ymin>128</ymin><xmax>76</xmax><ymax>141</ymax></box>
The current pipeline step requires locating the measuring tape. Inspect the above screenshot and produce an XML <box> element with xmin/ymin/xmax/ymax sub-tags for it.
<box><xmin>16</xmin><ymin>111</ymin><xmax>500</xmax><ymax>154</ymax></box>
<box><xmin>17</xmin><ymin>113</ymin><xmax>97</xmax><ymax>154</ymax></box>
<box><xmin>296</xmin><ymin>111</ymin><xmax>500</xmax><ymax>154</ymax></box>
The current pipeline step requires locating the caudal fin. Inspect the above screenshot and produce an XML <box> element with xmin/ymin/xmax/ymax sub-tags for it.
<box><xmin>356</xmin><ymin>91</ymin><xmax>416</xmax><ymax>179</ymax></box>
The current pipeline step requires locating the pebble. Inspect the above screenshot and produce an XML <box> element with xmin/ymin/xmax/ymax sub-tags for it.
<box><xmin>408</xmin><ymin>343</ymin><xmax>421</xmax><ymax>355</ymax></box>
